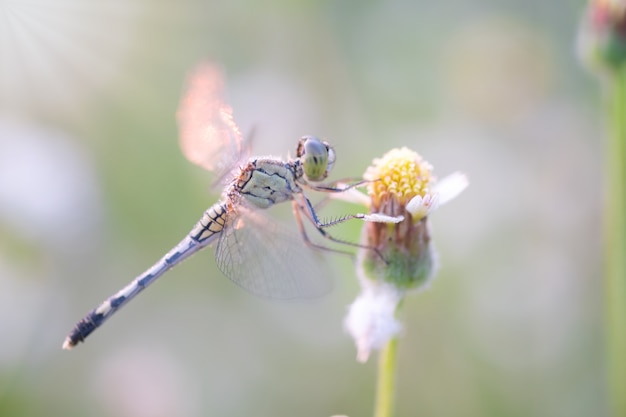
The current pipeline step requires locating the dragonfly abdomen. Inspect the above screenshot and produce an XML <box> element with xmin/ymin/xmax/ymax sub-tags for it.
<box><xmin>189</xmin><ymin>202</ymin><xmax>228</xmax><ymax>243</ymax></box>
<box><xmin>62</xmin><ymin>204</ymin><xmax>228</xmax><ymax>349</ymax></box>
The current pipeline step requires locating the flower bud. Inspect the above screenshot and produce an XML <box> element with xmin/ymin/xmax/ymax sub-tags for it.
<box><xmin>359</xmin><ymin>147</ymin><xmax>437</xmax><ymax>290</ymax></box>
<box><xmin>579</xmin><ymin>0</ymin><xmax>626</xmax><ymax>73</ymax></box>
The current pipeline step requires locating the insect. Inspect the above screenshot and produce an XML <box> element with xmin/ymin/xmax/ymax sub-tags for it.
<box><xmin>62</xmin><ymin>63</ymin><xmax>378</xmax><ymax>349</ymax></box>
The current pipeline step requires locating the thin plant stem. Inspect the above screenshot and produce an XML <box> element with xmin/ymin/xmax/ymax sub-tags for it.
<box><xmin>374</xmin><ymin>336</ymin><xmax>398</xmax><ymax>417</ymax></box>
<box><xmin>606</xmin><ymin>66</ymin><xmax>626</xmax><ymax>417</ymax></box>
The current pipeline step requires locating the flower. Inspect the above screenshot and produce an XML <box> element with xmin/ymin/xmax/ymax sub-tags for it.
<box><xmin>343</xmin><ymin>147</ymin><xmax>467</xmax><ymax>362</ymax></box>
<box><xmin>578</xmin><ymin>0</ymin><xmax>626</xmax><ymax>74</ymax></box>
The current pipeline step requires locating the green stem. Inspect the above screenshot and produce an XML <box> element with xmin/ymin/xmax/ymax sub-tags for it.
<box><xmin>606</xmin><ymin>67</ymin><xmax>626</xmax><ymax>417</ymax></box>
<box><xmin>374</xmin><ymin>336</ymin><xmax>398</xmax><ymax>417</ymax></box>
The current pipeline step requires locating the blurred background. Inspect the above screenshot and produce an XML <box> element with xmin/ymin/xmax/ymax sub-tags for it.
<box><xmin>0</xmin><ymin>1</ymin><xmax>605</xmax><ymax>416</ymax></box>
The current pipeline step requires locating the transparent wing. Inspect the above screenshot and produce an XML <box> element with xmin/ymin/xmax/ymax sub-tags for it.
<box><xmin>176</xmin><ymin>63</ymin><xmax>248</xmax><ymax>178</ymax></box>
<box><xmin>215</xmin><ymin>206</ymin><xmax>333</xmax><ymax>299</ymax></box>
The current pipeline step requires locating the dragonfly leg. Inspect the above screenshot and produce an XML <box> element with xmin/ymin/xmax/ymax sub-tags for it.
<box><xmin>307</xmin><ymin>178</ymin><xmax>373</xmax><ymax>193</ymax></box>
<box><xmin>294</xmin><ymin>195</ymin><xmax>386</xmax><ymax>262</ymax></box>
<box><xmin>291</xmin><ymin>200</ymin><xmax>354</xmax><ymax>257</ymax></box>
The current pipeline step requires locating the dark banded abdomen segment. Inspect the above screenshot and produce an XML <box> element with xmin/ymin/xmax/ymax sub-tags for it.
<box><xmin>190</xmin><ymin>202</ymin><xmax>228</xmax><ymax>242</ymax></box>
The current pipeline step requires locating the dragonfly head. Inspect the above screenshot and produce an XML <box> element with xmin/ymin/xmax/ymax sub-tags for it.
<box><xmin>297</xmin><ymin>135</ymin><xmax>336</xmax><ymax>182</ymax></box>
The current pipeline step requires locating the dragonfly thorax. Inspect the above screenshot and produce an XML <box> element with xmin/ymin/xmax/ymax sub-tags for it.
<box><xmin>230</xmin><ymin>159</ymin><xmax>302</xmax><ymax>209</ymax></box>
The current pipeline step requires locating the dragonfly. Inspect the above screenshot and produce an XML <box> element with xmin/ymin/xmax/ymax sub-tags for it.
<box><xmin>62</xmin><ymin>63</ymin><xmax>385</xmax><ymax>350</ymax></box>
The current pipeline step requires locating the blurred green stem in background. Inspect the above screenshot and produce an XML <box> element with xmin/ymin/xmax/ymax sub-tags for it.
<box><xmin>577</xmin><ymin>1</ymin><xmax>626</xmax><ymax>413</ymax></box>
<box><xmin>374</xmin><ymin>333</ymin><xmax>398</xmax><ymax>417</ymax></box>
<box><xmin>606</xmin><ymin>66</ymin><xmax>626</xmax><ymax>417</ymax></box>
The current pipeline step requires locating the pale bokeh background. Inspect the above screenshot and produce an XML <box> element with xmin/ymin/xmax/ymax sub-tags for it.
<box><xmin>0</xmin><ymin>1</ymin><xmax>605</xmax><ymax>416</ymax></box>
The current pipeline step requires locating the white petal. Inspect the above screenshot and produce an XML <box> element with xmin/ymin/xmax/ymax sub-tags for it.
<box><xmin>406</xmin><ymin>193</ymin><xmax>439</xmax><ymax>219</ymax></box>
<box><xmin>433</xmin><ymin>172</ymin><xmax>468</xmax><ymax>206</ymax></box>
<box><xmin>405</xmin><ymin>195</ymin><xmax>424</xmax><ymax>214</ymax></box>
<box><xmin>361</xmin><ymin>213</ymin><xmax>404</xmax><ymax>223</ymax></box>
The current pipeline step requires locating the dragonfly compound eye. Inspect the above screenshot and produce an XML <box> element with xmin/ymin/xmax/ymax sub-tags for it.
<box><xmin>324</xmin><ymin>142</ymin><xmax>336</xmax><ymax>174</ymax></box>
<box><xmin>299</xmin><ymin>136</ymin><xmax>331</xmax><ymax>182</ymax></box>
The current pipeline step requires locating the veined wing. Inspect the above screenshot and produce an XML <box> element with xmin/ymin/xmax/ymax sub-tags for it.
<box><xmin>215</xmin><ymin>205</ymin><xmax>332</xmax><ymax>299</ymax></box>
<box><xmin>177</xmin><ymin>63</ymin><xmax>248</xmax><ymax>179</ymax></box>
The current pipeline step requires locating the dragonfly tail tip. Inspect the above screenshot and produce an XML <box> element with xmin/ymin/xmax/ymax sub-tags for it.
<box><xmin>62</xmin><ymin>338</ymin><xmax>76</xmax><ymax>350</ymax></box>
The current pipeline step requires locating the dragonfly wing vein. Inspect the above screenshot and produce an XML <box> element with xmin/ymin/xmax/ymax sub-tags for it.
<box><xmin>215</xmin><ymin>207</ymin><xmax>332</xmax><ymax>299</ymax></box>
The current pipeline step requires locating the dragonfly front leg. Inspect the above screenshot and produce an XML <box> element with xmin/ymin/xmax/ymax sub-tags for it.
<box><xmin>292</xmin><ymin>194</ymin><xmax>387</xmax><ymax>262</ymax></box>
<box><xmin>307</xmin><ymin>179</ymin><xmax>402</xmax><ymax>226</ymax></box>
<box><xmin>291</xmin><ymin>199</ymin><xmax>354</xmax><ymax>256</ymax></box>
<box><xmin>307</xmin><ymin>178</ymin><xmax>371</xmax><ymax>194</ymax></box>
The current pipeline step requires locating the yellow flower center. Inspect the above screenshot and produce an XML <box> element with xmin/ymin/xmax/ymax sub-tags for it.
<box><xmin>364</xmin><ymin>147</ymin><xmax>433</xmax><ymax>207</ymax></box>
